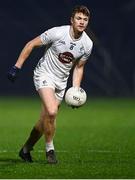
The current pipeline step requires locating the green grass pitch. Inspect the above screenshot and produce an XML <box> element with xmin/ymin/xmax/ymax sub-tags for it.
<box><xmin>0</xmin><ymin>97</ymin><xmax>135</xmax><ymax>178</ymax></box>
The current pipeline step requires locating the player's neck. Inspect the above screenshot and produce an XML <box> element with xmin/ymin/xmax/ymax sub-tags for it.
<box><xmin>70</xmin><ymin>26</ymin><xmax>83</xmax><ymax>40</ymax></box>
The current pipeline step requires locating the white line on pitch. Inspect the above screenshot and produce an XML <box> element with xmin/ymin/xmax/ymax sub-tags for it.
<box><xmin>0</xmin><ymin>149</ymin><xmax>122</xmax><ymax>154</ymax></box>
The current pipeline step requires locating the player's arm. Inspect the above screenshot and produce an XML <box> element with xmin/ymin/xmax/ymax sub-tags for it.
<box><xmin>72</xmin><ymin>59</ymin><xmax>86</xmax><ymax>88</ymax></box>
<box><xmin>70</xmin><ymin>60</ymin><xmax>86</xmax><ymax>109</ymax></box>
<box><xmin>15</xmin><ymin>36</ymin><xmax>43</xmax><ymax>68</ymax></box>
<box><xmin>7</xmin><ymin>36</ymin><xmax>43</xmax><ymax>82</ymax></box>
<box><xmin>72</xmin><ymin>42</ymin><xmax>92</xmax><ymax>87</ymax></box>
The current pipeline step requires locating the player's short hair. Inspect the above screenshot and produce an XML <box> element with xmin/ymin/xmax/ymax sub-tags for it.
<box><xmin>71</xmin><ymin>5</ymin><xmax>90</xmax><ymax>18</ymax></box>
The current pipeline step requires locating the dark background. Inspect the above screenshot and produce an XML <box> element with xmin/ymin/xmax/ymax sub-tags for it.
<box><xmin>0</xmin><ymin>0</ymin><xmax>135</xmax><ymax>97</ymax></box>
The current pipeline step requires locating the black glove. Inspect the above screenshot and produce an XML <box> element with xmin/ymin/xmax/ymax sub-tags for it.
<box><xmin>7</xmin><ymin>66</ymin><xmax>20</xmax><ymax>82</ymax></box>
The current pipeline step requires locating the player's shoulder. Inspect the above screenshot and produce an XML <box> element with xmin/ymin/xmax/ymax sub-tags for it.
<box><xmin>49</xmin><ymin>25</ymin><xmax>69</xmax><ymax>39</ymax></box>
<box><xmin>56</xmin><ymin>25</ymin><xmax>70</xmax><ymax>31</ymax></box>
<box><xmin>80</xmin><ymin>32</ymin><xmax>93</xmax><ymax>59</ymax></box>
<box><xmin>82</xmin><ymin>31</ymin><xmax>93</xmax><ymax>48</ymax></box>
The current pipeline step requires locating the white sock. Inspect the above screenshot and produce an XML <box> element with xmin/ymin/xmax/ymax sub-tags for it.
<box><xmin>46</xmin><ymin>141</ymin><xmax>54</xmax><ymax>152</ymax></box>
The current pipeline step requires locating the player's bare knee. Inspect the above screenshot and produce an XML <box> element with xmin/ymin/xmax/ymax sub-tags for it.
<box><xmin>47</xmin><ymin>107</ymin><xmax>58</xmax><ymax>119</ymax></box>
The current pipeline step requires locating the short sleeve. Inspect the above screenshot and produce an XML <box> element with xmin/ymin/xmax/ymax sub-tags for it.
<box><xmin>40</xmin><ymin>27</ymin><xmax>59</xmax><ymax>45</ymax></box>
<box><xmin>81</xmin><ymin>44</ymin><xmax>93</xmax><ymax>61</ymax></box>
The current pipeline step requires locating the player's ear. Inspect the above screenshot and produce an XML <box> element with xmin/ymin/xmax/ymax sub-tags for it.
<box><xmin>70</xmin><ymin>17</ymin><xmax>73</xmax><ymax>25</ymax></box>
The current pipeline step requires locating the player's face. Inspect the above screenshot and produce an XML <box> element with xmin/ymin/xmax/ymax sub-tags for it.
<box><xmin>71</xmin><ymin>12</ymin><xmax>89</xmax><ymax>33</ymax></box>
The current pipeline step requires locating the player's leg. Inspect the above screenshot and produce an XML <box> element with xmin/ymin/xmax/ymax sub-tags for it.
<box><xmin>19</xmin><ymin>108</ymin><xmax>44</xmax><ymax>162</ymax></box>
<box><xmin>38</xmin><ymin>87</ymin><xmax>61</xmax><ymax>164</ymax></box>
<box><xmin>21</xmin><ymin>113</ymin><xmax>44</xmax><ymax>152</ymax></box>
<box><xmin>19</xmin><ymin>74</ymin><xmax>63</xmax><ymax>163</ymax></box>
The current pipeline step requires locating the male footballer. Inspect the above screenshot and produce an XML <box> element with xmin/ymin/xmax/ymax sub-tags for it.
<box><xmin>7</xmin><ymin>5</ymin><xmax>93</xmax><ymax>164</ymax></box>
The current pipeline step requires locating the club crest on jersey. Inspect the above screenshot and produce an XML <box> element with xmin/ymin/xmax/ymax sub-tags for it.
<box><xmin>79</xmin><ymin>46</ymin><xmax>85</xmax><ymax>54</ymax></box>
<box><xmin>58</xmin><ymin>52</ymin><xmax>74</xmax><ymax>64</ymax></box>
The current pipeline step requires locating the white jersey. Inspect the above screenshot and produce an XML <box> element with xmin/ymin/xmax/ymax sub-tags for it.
<box><xmin>34</xmin><ymin>25</ymin><xmax>93</xmax><ymax>88</ymax></box>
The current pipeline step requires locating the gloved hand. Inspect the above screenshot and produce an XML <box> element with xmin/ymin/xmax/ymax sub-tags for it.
<box><xmin>7</xmin><ymin>66</ymin><xmax>20</xmax><ymax>82</ymax></box>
